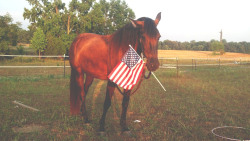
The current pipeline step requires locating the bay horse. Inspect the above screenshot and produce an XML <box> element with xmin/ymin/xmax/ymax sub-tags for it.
<box><xmin>69</xmin><ymin>12</ymin><xmax>161</xmax><ymax>134</ymax></box>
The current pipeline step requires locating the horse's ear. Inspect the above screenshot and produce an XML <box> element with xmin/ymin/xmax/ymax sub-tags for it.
<box><xmin>130</xmin><ymin>19</ymin><xmax>144</xmax><ymax>28</ymax></box>
<box><xmin>155</xmin><ymin>12</ymin><xmax>161</xmax><ymax>26</ymax></box>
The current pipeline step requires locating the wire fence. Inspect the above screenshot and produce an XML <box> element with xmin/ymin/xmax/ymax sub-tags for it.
<box><xmin>0</xmin><ymin>55</ymin><xmax>69</xmax><ymax>58</ymax></box>
<box><xmin>158</xmin><ymin>57</ymin><xmax>250</xmax><ymax>69</ymax></box>
<box><xmin>0</xmin><ymin>54</ymin><xmax>69</xmax><ymax>77</ymax></box>
<box><xmin>0</xmin><ymin>55</ymin><xmax>249</xmax><ymax>77</ymax></box>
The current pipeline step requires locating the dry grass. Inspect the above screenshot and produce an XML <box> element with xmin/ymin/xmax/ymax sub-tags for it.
<box><xmin>158</xmin><ymin>50</ymin><xmax>250</xmax><ymax>59</ymax></box>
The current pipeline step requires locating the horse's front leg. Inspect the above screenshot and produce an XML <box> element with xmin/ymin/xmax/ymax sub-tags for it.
<box><xmin>120</xmin><ymin>90</ymin><xmax>131</xmax><ymax>133</ymax></box>
<box><xmin>99</xmin><ymin>81</ymin><xmax>115</xmax><ymax>133</ymax></box>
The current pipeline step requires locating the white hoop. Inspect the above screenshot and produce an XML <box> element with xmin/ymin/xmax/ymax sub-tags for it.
<box><xmin>211</xmin><ymin>126</ymin><xmax>250</xmax><ymax>141</ymax></box>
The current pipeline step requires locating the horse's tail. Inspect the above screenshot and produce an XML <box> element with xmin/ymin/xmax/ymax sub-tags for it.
<box><xmin>70</xmin><ymin>67</ymin><xmax>81</xmax><ymax>115</ymax></box>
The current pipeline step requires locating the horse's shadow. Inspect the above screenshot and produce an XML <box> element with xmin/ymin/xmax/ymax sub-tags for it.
<box><xmin>86</xmin><ymin>80</ymin><xmax>125</xmax><ymax>135</ymax></box>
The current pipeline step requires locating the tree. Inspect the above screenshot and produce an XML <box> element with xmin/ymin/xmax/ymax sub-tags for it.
<box><xmin>24</xmin><ymin>0</ymin><xmax>135</xmax><ymax>55</ymax></box>
<box><xmin>18</xmin><ymin>29</ymin><xmax>32</xmax><ymax>44</ymax></box>
<box><xmin>182</xmin><ymin>42</ymin><xmax>191</xmax><ymax>50</ymax></box>
<box><xmin>62</xmin><ymin>8</ymin><xmax>76</xmax><ymax>35</ymax></box>
<box><xmin>0</xmin><ymin>41</ymin><xmax>9</xmax><ymax>54</ymax></box>
<box><xmin>104</xmin><ymin>0</ymin><xmax>135</xmax><ymax>34</ymax></box>
<box><xmin>0</xmin><ymin>14</ymin><xmax>11</xmax><ymax>54</ymax></box>
<box><xmin>24</xmin><ymin>0</ymin><xmax>71</xmax><ymax>55</ymax></box>
<box><xmin>87</xmin><ymin>3</ymin><xmax>105</xmax><ymax>34</ymax></box>
<box><xmin>210</xmin><ymin>40</ymin><xmax>224</xmax><ymax>55</ymax></box>
<box><xmin>30</xmin><ymin>28</ymin><xmax>46</xmax><ymax>56</ymax></box>
<box><xmin>0</xmin><ymin>13</ymin><xmax>21</xmax><ymax>54</ymax></box>
<box><xmin>158</xmin><ymin>41</ymin><xmax>164</xmax><ymax>50</ymax></box>
<box><xmin>67</xmin><ymin>0</ymin><xmax>95</xmax><ymax>34</ymax></box>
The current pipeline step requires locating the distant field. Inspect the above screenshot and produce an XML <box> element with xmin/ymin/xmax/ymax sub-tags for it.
<box><xmin>158</xmin><ymin>50</ymin><xmax>250</xmax><ymax>59</ymax></box>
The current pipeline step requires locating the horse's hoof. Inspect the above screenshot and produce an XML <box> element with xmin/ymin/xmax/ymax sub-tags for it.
<box><xmin>98</xmin><ymin>131</ymin><xmax>106</xmax><ymax>136</ymax></box>
<box><xmin>121</xmin><ymin>131</ymin><xmax>132</xmax><ymax>137</ymax></box>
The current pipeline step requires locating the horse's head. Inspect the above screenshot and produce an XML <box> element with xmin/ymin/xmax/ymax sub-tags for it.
<box><xmin>131</xmin><ymin>12</ymin><xmax>161</xmax><ymax>72</ymax></box>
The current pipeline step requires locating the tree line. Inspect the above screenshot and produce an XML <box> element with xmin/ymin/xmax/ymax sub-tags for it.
<box><xmin>1</xmin><ymin>0</ymin><xmax>135</xmax><ymax>55</ymax></box>
<box><xmin>159</xmin><ymin>39</ymin><xmax>250</xmax><ymax>54</ymax></box>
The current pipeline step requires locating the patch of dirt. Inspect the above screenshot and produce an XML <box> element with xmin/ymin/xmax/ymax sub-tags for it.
<box><xmin>12</xmin><ymin>124</ymin><xmax>46</xmax><ymax>133</ymax></box>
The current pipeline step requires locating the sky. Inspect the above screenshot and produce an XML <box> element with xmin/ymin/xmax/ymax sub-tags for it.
<box><xmin>0</xmin><ymin>0</ymin><xmax>250</xmax><ymax>42</ymax></box>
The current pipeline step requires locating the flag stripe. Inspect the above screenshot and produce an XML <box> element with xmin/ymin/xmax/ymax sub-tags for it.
<box><xmin>133</xmin><ymin>60</ymin><xmax>144</xmax><ymax>84</ymax></box>
<box><xmin>127</xmin><ymin>63</ymin><xmax>142</xmax><ymax>89</ymax></box>
<box><xmin>120</xmin><ymin>60</ymin><xmax>142</xmax><ymax>88</ymax></box>
<box><xmin>108</xmin><ymin>62</ymin><xmax>125</xmax><ymax>80</ymax></box>
<box><xmin>114</xmin><ymin>66</ymin><xmax>128</xmax><ymax>84</ymax></box>
<box><xmin>113</xmin><ymin>64</ymin><xmax>128</xmax><ymax>83</ymax></box>
<box><xmin>113</xmin><ymin>64</ymin><xmax>127</xmax><ymax>83</ymax></box>
<box><xmin>120</xmin><ymin>67</ymin><xmax>133</xmax><ymax>87</ymax></box>
<box><xmin>129</xmin><ymin>61</ymin><xmax>144</xmax><ymax>89</ymax></box>
<box><xmin>123</xmin><ymin>61</ymin><xmax>142</xmax><ymax>89</ymax></box>
<box><xmin>116</xmin><ymin>67</ymin><xmax>130</xmax><ymax>85</ymax></box>
<box><xmin>110</xmin><ymin>62</ymin><xmax>126</xmax><ymax>81</ymax></box>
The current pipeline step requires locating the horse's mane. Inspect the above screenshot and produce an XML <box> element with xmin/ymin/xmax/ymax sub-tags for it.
<box><xmin>110</xmin><ymin>22</ymin><xmax>140</xmax><ymax>50</ymax></box>
<box><xmin>110</xmin><ymin>17</ymin><xmax>158</xmax><ymax>53</ymax></box>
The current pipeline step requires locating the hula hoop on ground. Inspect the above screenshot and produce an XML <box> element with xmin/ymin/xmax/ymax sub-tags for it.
<box><xmin>211</xmin><ymin>126</ymin><xmax>250</xmax><ymax>141</ymax></box>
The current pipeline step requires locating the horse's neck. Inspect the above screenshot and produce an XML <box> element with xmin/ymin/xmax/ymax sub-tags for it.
<box><xmin>109</xmin><ymin>38</ymin><xmax>139</xmax><ymax>53</ymax></box>
<box><xmin>109</xmin><ymin>24</ymin><xmax>141</xmax><ymax>53</ymax></box>
<box><xmin>107</xmin><ymin>37</ymin><xmax>140</xmax><ymax>72</ymax></box>
<box><xmin>114</xmin><ymin>42</ymin><xmax>140</xmax><ymax>56</ymax></box>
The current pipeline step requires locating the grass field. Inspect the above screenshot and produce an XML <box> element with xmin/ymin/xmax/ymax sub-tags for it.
<box><xmin>0</xmin><ymin>52</ymin><xmax>250</xmax><ymax>140</ymax></box>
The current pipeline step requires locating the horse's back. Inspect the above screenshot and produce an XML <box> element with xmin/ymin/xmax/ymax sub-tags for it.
<box><xmin>69</xmin><ymin>33</ymin><xmax>109</xmax><ymax>80</ymax></box>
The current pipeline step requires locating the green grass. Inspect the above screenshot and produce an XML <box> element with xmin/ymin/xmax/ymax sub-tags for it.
<box><xmin>135</xmin><ymin>66</ymin><xmax>250</xmax><ymax>140</ymax></box>
<box><xmin>0</xmin><ymin>62</ymin><xmax>249</xmax><ymax>140</ymax></box>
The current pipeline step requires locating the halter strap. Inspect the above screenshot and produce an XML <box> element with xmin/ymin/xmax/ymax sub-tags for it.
<box><xmin>115</xmin><ymin>70</ymin><xmax>151</xmax><ymax>97</ymax></box>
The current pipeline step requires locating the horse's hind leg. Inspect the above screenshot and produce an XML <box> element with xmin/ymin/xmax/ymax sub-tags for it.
<box><xmin>70</xmin><ymin>68</ymin><xmax>83</xmax><ymax>115</ymax></box>
<box><xmin>81</xmin><ymin>74</ymin><xmax>94</xmax><ymax>123</ymax></box>
<box><xmin>84</xmin><ymin>74</ymin><xmax>94</xmax><ymax>94</ymax></box>
<box><xmin>70</xmin><ymin>68</ymin><xmax>89</xmax><ymax>122</ymax></box>
<box><xmin>99</xmin><ymin>81</ymin><xmax>116</xmax><ymax>132</ymax></box>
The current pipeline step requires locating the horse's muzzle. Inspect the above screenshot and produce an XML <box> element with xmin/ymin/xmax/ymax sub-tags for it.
<box><xmin>146</xmin><ymin>58</ymin><xmax>159</xmax><ymax>71</ymax></box>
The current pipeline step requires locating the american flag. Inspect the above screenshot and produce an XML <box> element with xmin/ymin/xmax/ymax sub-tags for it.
<box><xmin>108</xmin><ymin>46</ymin><xmax>144</xmax><ymax>90</ymax></box>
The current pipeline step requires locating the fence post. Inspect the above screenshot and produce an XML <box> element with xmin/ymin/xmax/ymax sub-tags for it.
<box><xmin>64</xmin><ymin>54</ymin><xmax>65</xmax><ymax>78</ymax></box>
<box><xmin>176</xmin><ymin>57</ymin><xmax>179</xmax><ymax>77</ymax></box>
<box><xmin>219</xmin><ymin>58</ymin><xmax>220</xmax><ymax>68</ymax></box>
<box><xmin>192</xmin><ymin>58</ymin><xmax>194</xmax><ymax>71</ymax></box>
<box><xmin>195</xmin><ymin>59</ymin><xmax>197</xmax><ymax>70</ymax></box>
